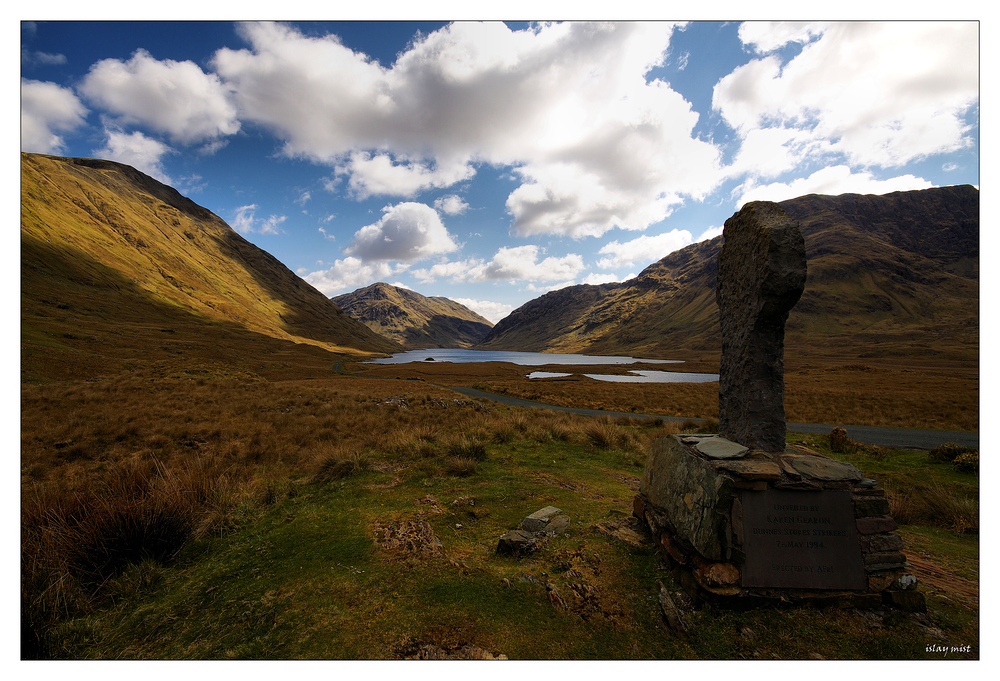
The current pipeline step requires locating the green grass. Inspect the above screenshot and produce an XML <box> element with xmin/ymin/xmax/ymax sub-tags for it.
<box><xmin>41</xmin><ymin>425</ymin><xmax>979</xmax><ymax>660</ymax></box>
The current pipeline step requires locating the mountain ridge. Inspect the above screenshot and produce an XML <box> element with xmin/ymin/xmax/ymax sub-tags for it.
<box><xmin>21</xmin><ymin>152</ymin><xmax>400</xmax><ymax>381</ymax></box>
<box><xmin>332</xmin><ymin>281</ymin><xmax>493</xmax><ymax>349</ymax></box>
<box><xmin>477</xmin><ymin>185</ymin><xmax>979</xmax><ymax>362</ymax></box>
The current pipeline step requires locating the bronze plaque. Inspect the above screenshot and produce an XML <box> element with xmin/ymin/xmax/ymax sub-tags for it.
<box><xmin>740</xmin><ymin>489</ymin><xmax>865</xmax><ymax>590</ymax></box>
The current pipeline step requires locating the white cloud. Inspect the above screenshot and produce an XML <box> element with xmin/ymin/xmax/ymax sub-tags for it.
<box><xmin>715</xmin><ymin>22</ymin><xmax>979</xmax><ymax>170</ymax></box>
<box><xmin>595</xmin><ymin>230</ymin><xmax>694</xmax><ymax>269</ymax></box>
<box><xmin>434</xmin><ymin>194</ymin><xmax>469</xmax><ymax>215</ymax></box>
<box><xmin>452</xmin><ymin>297</ymin><xmax>512</xmax><ymax>324</ymax></box>
<box><xmin>336</xmin><ymin>151</ymin><xmax>475</xmax><ymax>199</ymax></box>
<box><xmin>20</xmin><ymin>79</ymin><xmax>88</xmax><ymax>154</ymax></box>
<box><xmin>93</xmin><ymin>129</ymin><xmax>174</xmax><ymax>183</ymax></box>
<box><xmin>735</xmin><ymin>165</ymin><xmax>933</xmax><ymax>206</ymax></box>
<box><xmin>696</xmin><ymin>225</ymin><xmax>724</xmax><ymax>242</ymax></box>
<box><xmin>344</xmin><ymin>202</ymin><xmax>458</xmax><ymax>262</ymax></box>
<box><xmin>211</xmin><ymin>21</ymin><xmax>723</xmax><ymax>238</ymax></box>
<box><xmin>412</xmin><ymin>245</ymin><xmax>584</xmax><ymax>284</ymax></box>
<box><xmin>581</xmin><ymin>272</ymin><xmax>622</xmax><ymax>286</ymax></box>
<box><xmin>230</xmin><ymin>204</ymin><xmax>287</xmax><ymax>235</ymax></box>
<box><xmin>412</xmin><ymin>258</ymin><xmax>483</xmax><ymax>283</ymax></box>
<box><xmin>80</xmin><ymin>48</ymin><xmax>240</xmax><ymax>144</ymax></box>
<box><xmin>738</xmin><ymin>22</ymin><xmax>827</xmax><ymax>54</ymax></box>
<box><xmin>468</xmin><ymin>245</ymin><xmax>584</xmax><ymax>283</ymax></box>
<box><xmin>304</xmin><ymin>257</ymin><xmax>409</xmax><ymax>296</ymax></box>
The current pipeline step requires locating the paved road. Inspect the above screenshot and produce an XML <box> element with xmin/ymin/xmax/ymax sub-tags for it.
<box><xmin>448</xmin><ymin>386</ymin><xmax>979</xmax><ymax>451</ymax></box>
<box><xmin>336</xmin><ymin>362</ymin><xmax>978</xmax><ymax>450</ymax></box>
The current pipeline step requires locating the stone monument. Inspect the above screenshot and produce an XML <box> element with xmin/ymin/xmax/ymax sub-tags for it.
<box><xmin>634</xmin><ymin>202</ymin><xmax>921</xmax><ymax>610</ymax></box>
<box><xmin>716</xmin><ymin>202</ymin><xmax>806</xmax><ymax>452</ymax></box>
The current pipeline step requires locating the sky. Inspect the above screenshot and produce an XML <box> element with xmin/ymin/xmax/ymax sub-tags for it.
<box><xmin>19</xmin><ymin>12</ymin><xmax>981</xmax><ymax>324</ymax></box>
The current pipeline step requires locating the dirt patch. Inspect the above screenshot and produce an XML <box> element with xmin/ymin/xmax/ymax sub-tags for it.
<box><xmin>905</xmin><ymin>551</ymin><xmax>979</xmax><ymax>605</ymax></box>
<box><xmin>372</xmin><ymin>518</ymin><xmax>445</xmax><ymax>558</ymax></box>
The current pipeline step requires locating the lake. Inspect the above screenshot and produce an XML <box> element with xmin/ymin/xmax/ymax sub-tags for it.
<box><xmin>367</xmin><ymin>348</ymin><xmax>682</xmax><ymax>366</ymax></box>
<box><xmin>366</xmin><ymin>348</ymin><xmax>718</xmax><ymax>383</ymax></box>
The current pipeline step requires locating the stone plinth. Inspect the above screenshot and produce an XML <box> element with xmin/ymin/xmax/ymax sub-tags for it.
<box><xmin>635</xmin><ymin>435</ymin><xmax>920</xmax><ymax>609</ymax></box>
<box><xmin>716</xmin><ymin>202</ymin><xmax>807</xmax><ymax>452</ymax></box>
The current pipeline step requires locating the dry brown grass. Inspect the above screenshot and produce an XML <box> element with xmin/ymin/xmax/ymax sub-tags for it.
<box><xmin>348</xmin><ymin>355</ymin><xmax>978</xmax><ymax>432</ymax></box>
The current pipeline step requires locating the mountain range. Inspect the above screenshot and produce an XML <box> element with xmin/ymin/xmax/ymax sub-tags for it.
<box><xmin>332</xmin><ymin>282</ymin><xmax>492</xmax><ymax>349</ymax></box>
<box><xmin>21</xmin><ymin>151</ymin><xmax>979</xmax><ymax>380</ymax></box>
<box><xmin>477</xmin><ymin>185</ymin><xmax>979</xmax><ymax>363</ymax></box>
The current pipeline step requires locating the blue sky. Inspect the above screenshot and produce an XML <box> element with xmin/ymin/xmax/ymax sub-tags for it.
<box><xmin>20</xmin><ymin>15</ymin><xmax>980</xmax><ymax>323</ymax></box>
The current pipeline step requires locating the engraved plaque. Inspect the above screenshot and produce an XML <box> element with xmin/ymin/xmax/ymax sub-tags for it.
<box><xmin>740</xmin><ymin>489</ymin><xmax>865</xmax><ymax>590</ymax></box>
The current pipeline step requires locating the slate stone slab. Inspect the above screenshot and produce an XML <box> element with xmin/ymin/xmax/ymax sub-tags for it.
<box><xmin>694</xmin><ymin>436</ymin><xmax>749</xmax><ymax>459</ymax></box>
<box><xmin>641</xmin><ymin>436</ymin><xmax>734</xmax><ymax>560</ymax></box>
<box><xmin>716</xmin><ymin>202</ymin><xmax>806</xmax><ymax>452</ymax></box>
<box><xmin>520</xmin><ymin>506</ymin><xmax>562</xmax><ymax>533</ymax></box>
<box><xmin>783</xmin><ymin>454</ymin><xmax>863</xmax><ymax>482</ymax></box>
<box><xmin>740</xmin><ymin>489</ymin><xmax>865</xmax><ymax>590</ymax></box>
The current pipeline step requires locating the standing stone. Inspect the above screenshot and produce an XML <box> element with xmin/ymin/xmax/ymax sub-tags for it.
<box><xmin>716</xmin><ymin>202</ymin><xmax>806</xmax><ymax>453</ymax></box>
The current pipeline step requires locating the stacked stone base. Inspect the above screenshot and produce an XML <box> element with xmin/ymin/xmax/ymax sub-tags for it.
<box><xmin>634</xmin><ymin>434</ymin><xmax>923</xmax><ymax>611</ymax></box>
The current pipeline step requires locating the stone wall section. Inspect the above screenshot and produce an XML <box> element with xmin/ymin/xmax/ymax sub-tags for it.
<box><xmin>635</xmin><ymin>434</ymin><xmax>922</xmax><ymax>609</ymax></box>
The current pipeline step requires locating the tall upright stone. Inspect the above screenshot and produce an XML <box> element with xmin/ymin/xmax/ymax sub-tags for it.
<box><xmin>716</xmin><ymin>202</ymin><xmax>807</xmax><ymax>453</ymax></box>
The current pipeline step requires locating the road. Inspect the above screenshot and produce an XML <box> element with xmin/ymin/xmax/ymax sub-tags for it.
<box><xmin>448</xmin><ymin>386</ymin><xmax>979</xmax><ymax>451</ymax></box>
<box><xmin>335</xmin><ymin>361</ymin><xmax>978</xmax><ymax>450</ymax></box>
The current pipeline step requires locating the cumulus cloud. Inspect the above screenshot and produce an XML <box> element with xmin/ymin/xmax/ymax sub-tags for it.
<box><xmin>93</xmin><ymin>129</ymin><xmax>174</xmax><ymax>183</ymax></box>
<box><xmin>303</xmin><ymin>257</ymin><xmax>409</xmax><ymax>296</ymax></box>
<box><xmin>230</xmin><ymin>204</ymin><xmax>287</xmax><ymax>235</ymax></box>
<box><xmin>412</xmin><ymin>245</ymin><xmax>585</xmax><ymax>284</ymax></box>
<box><xmin>469</xmin><ymin>245</ymin><xmax>584</xmax><ymax>283</ymax></box>
<box><xmin>596</xmin><ymin>230</ymin><xmax>694</xmax><ymax>269</ymax></box>
<box><xmin>451</xmin><ymin>297</ymin><xmax>513</xmax><ymax>324</ymax></box>
<box><xmin>20</xmin><ymin>79</ymin><xmax>88</xmax><ymax>154</ymax></box>
<box><xmin>336</xmin><ymin>151</ymin><xmax>475</xmax><ymax>198</ymax></box>
<box><xmin>735</xmin><ymin>165</ymin><xmax>933</xmax><ymax>206</ymax></box>
<box><xmin>434</xmin><ymin>194</ymin><xmax>469</xmax><ymax>215</ymax></box>
<box><xmin>344</xmin><ymin>202</ymin><xmax>458</xmax><ymax>262</ymax></box>
<box><xmin>211</xmin><ymin>21</ymin><xmax>723</xmax><ymax>238</ymax></box>
<box><xmin>80</xmin><ymin>48</ymin><xmax>239</xmax><ymax>145</ymax></box>
<box><xmin>714</xmin><ymin>22</ymin><xmax>978</xmax><ymax>172</ymax></box>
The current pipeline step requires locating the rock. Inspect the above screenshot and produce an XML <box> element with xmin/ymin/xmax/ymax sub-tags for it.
<box><xmin>658</xmin><ymin>581</ymin><xmax>689</xmax><ymax>632</ymax></box>
<box><xmin>496</xmin><ymin>529</ymin><xmax>539</xmax><ymax>556</ymax></box>
<box><xmin>641</xmin><ymin>435</ymin><xmax>734</xmax><ymax>560</ymax></box>
<box><xmin>520</xmin><ymin>506</ymin><xmax>562</xmax><ymax>533</ymax></box>
<box><xmin>711</xmin><ymin>458</ymin><xmax>782</xmax><ymax>480</ymax></box>
<box><xmin>547</xmin><ymin>514</ymin><xmax>571</xmax><ymax>536</ymax></box>
<box><xmin>883</xmin><ymin>589</ymin><xmax>927</xmax><ymax>613</ymax></box>
<box><xmin>694</xmin><ymin>436</ymin><xmax>749</xmax><ymax>459</ymax></box>
<box><xmin>716</xmin><ymin>202</ymin><xmax>806</xmax><ymax>452</ymax></box>
<box><xmin>593</xmin><ymin>519</ymin><xmax>648</xmax><ymax>548</ymax></box>
<box><xmin>783</xmin><ymin>453</ymin><xmax>863</xmax><ymax>482</ymax></box>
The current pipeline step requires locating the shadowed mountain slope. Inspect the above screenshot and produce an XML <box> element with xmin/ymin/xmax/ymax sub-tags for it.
<box><xmin>332</xmin><ymin>282</ymin><xmax>493</xmax><ymax>349</ymax></box>
<box><xmin>21</xmin><ymin>152</ymin><xmax>400</xmax><ymax>381</ymax></box>
<box><xmin>477</xmin><ymin>185</ymin><xmax>978</xmax><ymax>363</ymax></box>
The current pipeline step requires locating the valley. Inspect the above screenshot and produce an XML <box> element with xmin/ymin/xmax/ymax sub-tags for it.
<box><xmin>19</xmin><ymin>152</ymin><xmax>979</xmax><ymax>660</ymax></box>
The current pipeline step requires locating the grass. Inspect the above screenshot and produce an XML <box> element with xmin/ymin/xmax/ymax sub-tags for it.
<box><xmin>21</xmin><ymin>359</ymin><xmax>979</xmax><ymax>660</ymax></box>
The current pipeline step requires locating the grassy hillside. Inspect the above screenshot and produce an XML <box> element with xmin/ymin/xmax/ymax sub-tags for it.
<box><xmin>21</xmin><ymin>153</ymin><xmax>400</xmax><ymax>382</ymax></box>
<box><xmin>332</xmin><ymin>281</ymin><xmax>493</xmax><ymax>349</ymax></box>
<box><xmin>477</xmin><ymin>186</ymin><xmax>979</xmax><ymax>365</ymax></box>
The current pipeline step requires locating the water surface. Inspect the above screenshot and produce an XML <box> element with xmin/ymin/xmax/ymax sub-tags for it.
<box><xmin>368</xmin><ymin>348</ymin><xmax>682</xmax><ymax>366</ymax></box>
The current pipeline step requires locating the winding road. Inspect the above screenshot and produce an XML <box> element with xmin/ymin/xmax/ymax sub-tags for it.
<box><xmin>335</xmin><ymin>361</ymin><xmax>978</xmax><ymax>451</ymax></box>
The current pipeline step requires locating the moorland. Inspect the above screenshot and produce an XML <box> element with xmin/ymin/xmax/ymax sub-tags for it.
<box><xmin>20</xmin><ymin>153</ymin><xmax>979</xmax><ymax>660</ymax></box>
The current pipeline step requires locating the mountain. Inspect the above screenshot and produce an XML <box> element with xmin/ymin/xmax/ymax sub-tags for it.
<box><xmin>332</xmin><ymin>282</ymin><xmax>493</xmax><ymax>349</ymax></box>
<box><xmin>21</xmin><ymin>152</ymin><xmax>400</xmax><ymax>381</ymax></box>
<box><xmin>477</xmin><ymin>185</ymin><xmax>979</xmax><ymax>362</ymax></box>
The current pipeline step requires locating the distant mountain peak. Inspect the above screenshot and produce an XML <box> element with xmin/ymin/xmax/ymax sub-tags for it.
<box><xmin>332</xmin><ymin>282</ymin><xmax>493</xmax><ymax>349</ymax></box>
